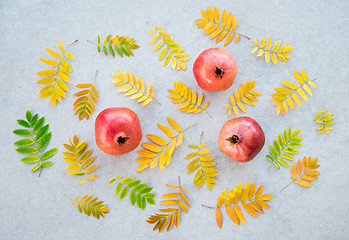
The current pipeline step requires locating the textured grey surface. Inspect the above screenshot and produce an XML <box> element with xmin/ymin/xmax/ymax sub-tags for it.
<box><xmin>1</xmin><ymin>0</ymin><xmax>348</xmax><ymax>239</ymax></box>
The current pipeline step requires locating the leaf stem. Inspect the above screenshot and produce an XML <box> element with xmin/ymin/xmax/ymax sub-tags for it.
<box><xmin>93</xmin><ymin>70</ymin><xmax>98</xmax><ymax>84</ymax></box>
<box><xmin>280</xmin><ymin>180</ymin><xmax>294</xmax><ymax>192</ymax></box>
<box><xmin>32</xmin><ymin>132</ymin><xmax>43</xmax><ymax>177</ymax></box>
<box><xmin>87</xmin><ymin>40</ymin><xmax>97</xmax><ymax>45</ymax></box>
<box><xmin>67</xmin><ymin>39</ymin><xmax>78</xmax><ymax>49</ymax></box>
<box><xmin>65</xmin><ymin>194</ymin><xmax>74</xmax><ymax>201</ymax></box>
<box><xmin>205</xmin><ymin>19</ymin><xmax>250</xmax><ymax>40</ymax></box>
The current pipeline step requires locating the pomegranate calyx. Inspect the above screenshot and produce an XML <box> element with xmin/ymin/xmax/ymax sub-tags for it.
<box><xmin>116</xmin><ymin>136</ymin><xmax>130</xmax><ymax>146</ymax></box>
<box><xmin>225</xmin><ymin>135</ymin><xmax>240</xmax><ymax>145</ymax></box>
<box><xmin>214</xmin><ymin>66</ymin><xmax>225</xmax><ymax>79</ymax></box>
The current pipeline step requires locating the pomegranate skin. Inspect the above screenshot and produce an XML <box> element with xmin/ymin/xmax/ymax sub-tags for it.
<box><xmin>218</xmin><ymin>117</ymin><xmax>265</xmax><ymax>162</ymax></box>
<box><xmin>95</xmin><ymin>107</ymin><xmax>142</xmax><ymax>155</ymax></box>
<box><xmin>193</xmin><ymin>48</ymin><xmax>237</xmax><ymax>91</ymax></box>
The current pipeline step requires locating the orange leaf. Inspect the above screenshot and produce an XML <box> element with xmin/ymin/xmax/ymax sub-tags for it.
<box><xmin>242</xmin><ymin>202</ymin><xmax>258</xmax><ymax>218</ymax></box>
<box><xmin>161</xmin><ymin>200</ymin><xmax>179</xmax><ymax>205</ymax></box>
<box><xmin>300</xmin><ymin>174</ymin><xmax>318</xmax><ymax>181</ymax></box>
<box><xmin>258</xmin><ymin>194</ymin><xmax>273</xmax><ymax>201</ymax></box>
<box><xmin>248</xmin><ymin>182</ymin><xmax>255</xmax><ymax>200</ymax></box>
<box><xmin>216</xmin><ymin>208</ymin><xmax>223</xmax><ymax>229</ymax></box>
<box><xmin>179</xmin><ymin>202</ymin><xmax>188</xmax><ymax>213</ymax></box>
<box><xmin>174</xmin><ymin>209</ymin><xmax>180</xmax><ymax>227</ymax></box>
<box><xmin>297</xmin><ymin>160</ymin><xmax>302</xmax><ymax>175</ymax></box>
<box><xmin>294</xmin><ymin>179</ymin><xmax>311</xmax><ymax>187</ymax></box>
<box><xmin>240</xmin><ymin>182</ymin><xmax>249</xmax><ymax>202</ymax></box>
<box><xmin>225</xmin><ymin>206</ymin><xmax>240</xmax><ymax>225</ymax></box>
<box><xmin>217</xmin><ymin>190</ymin><xmax>227</xmax><ymax>207</ymax></box>
<box><xmin>291</xmin><ymin>163</ymin><xmax>297</xmax><ymax>180</ymax></box>
<box><xmin>255</xmin><ymin>199</ymin><xmax>270</xmax><ymax>209</ymax></box>
<box><xmin>255</xmin><ymin>185</ymin><xmax>264</xmax><ymax>198</ymax></box>
<box><xmin>233</xmin><ymin>204</ymin><xmax>246</xmax><ymax>225</ymax></box>
<box><xmin>249</xmin><ymin>201</ymin><xmax>264</xmax><ymax>214</ymax></box>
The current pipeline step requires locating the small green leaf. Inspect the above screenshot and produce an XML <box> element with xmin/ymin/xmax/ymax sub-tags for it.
<box><xmin>277</xmin><ymin>158</ymin><xmax>289</xmax><ymax>167</ymax></box>
<box><xmin>121</xmin><ymin>177</ymin><xmax>134</xmax><ymax>184</ymax></box>
<box><xmin>14</xmin><ymin>138</ymin><xmax>34</xmax><ymax>146</ymax></box>
<box><xmin>120</xmin><ymin>187</ymin><xmax>128</xmax><ymax>200</ymax></box>
<box><xmin>114</xmin><ymin>45</ymin><xmax>123</xmax><ymax>57</ymax></box>
<box><xmin>269</xmin><ymin>145</ymin><xmax>277</xmax><ymax>158</ymax></box>
<box><xmin>127</xmin><ymin>180</ymin><xmax>141</xmax><ymax>188</ymax></box>
<box><xmin>13</xmin><ymin>129</ymin><xmax>32</xmax><ymax>136</ymax></box>
<box><xmin>109</xmin><ymin>45</ymin><xmax>115</xmax><ymax>57</ymax></box>
<box><xmin>291</xmin><ymin>137</ymin><xmax>303</xmax><ymax>143</ymax></box>
<box><xmin>291</xmin><ymin>129</ymin><xmax>301</xmax><ymax>138</ymax></box>
<box><xmin>288</xmin><ymin>142</ymin><xmax>302</xmax><ymax>148</ymax></box>
<box><xmin>37</xmin><ymin>132</ymin><xmax>52</xmax><ymax>151</ymax></box>
<box><xmin>26</xmin><ymin>111</ymin><xmax>32</xmax><ymax>123</ymax></box>
<box><xmin>31</xmin><ymin>165</ymin><xmax>41</xmax><ymax>172</ymax></box>
<box><xmin>139</xmin><ymin>187</ymin><xmax>153</xmax><ymax>194</ymax></box>
<box><xmin>97</xmin><ymin>43</ymin><xmax>101</xmax><ymax>52</ymax></box>
<box><xmin>41</xmin><ymin>148</ymin><xmax>57</xmax><ymax>160</ymax></box>
<box><xmin>288</xmin><ymin>127</ymin><xmax>292</xmax><ymax>139</ymax></box>
<box><xmin>284</xmin><ymin>147</ymin><xmax>299</xmax><ymax>154</ymax></box>
<box><xmin>277</xmin><ymin>134</ymin><xmax>284</xmax><ymax>149</ymax></box>
<box><xmin>103</xmin><ymin>45</ymin><xmax>108</xmax><ymax>55</ymax></box>
<box><xmin>280</xmin><ymin>152</ymin><xmax>295</xmax><ymax>161</ymax></box>
<box><xmin>35</xmin><ymin>124</ymin><xmax>49</xmax><ymax>142</ymax></box>
<box><xmin>16</xmin><ymin>119</ymin><xmax>31</xmax><ymax>128</ymax></box>
<box><xmin>116</xmin><ymin>183</ymin><xmax>122</xmax><ymax>196</ymax></box>
<box><xmin>108</xmin><ymin>179</ymin><xmax>116</xmax><ymax>185</ymax></box>
<box><xmin>146</xmin><ymin>198</ymin><xmax>156</xmax><ymax>205</ymax></box>
<box><xmin>274</xmin><ymin>161</ymin><xmax>280</xmax><ymax>169</ymax></box>
<box><xmin>130</xmin><ymin>191</ymin><xmax>136</xmax><ymax>205</ymax></box>
<box><xmin>41</xmin><ymin>161</ymin><xmax>54</xmax><ymax>167</ymax></box>
<box><xmin>136</xmin><ymin>193</ymin><xmax>142</xmax><ymax>209</ymax></box>
<box><xmin>133</xmin><ymin>183</ymin><xmax>147</xmax><ymax>192</ymax></box>
<box><xmin>31</xmin><ymin>114</ymin><xmax>38</xmax><ymax>126</ymax></box>
<box><xmin>188</xmin><ymin>144</ymin><xmax>198</xmax><ymax>149</ymax></box>
<box><xmin>141</xmin><ymin>196</ymin><xmax>146</xmax><ymax>210</ymax></box>
<box><xmin>273</xmin><ymin>140</ymin><xmax>281</xmax><ymax>154</ymax></box>
<box><xmin>283</xmin><ymin>129</ymin><xmax>288</xmax><ymax>143</ymax></box>
<box><xmin>21</xmin><ymin>156</ymin><xmax>40</xmax><ymax>163</ymax></box>
<box><xmin>266</xmin><ymin>155</ymin><xmax>275</xmax><ymax>163</ymax></box>
<box><xmin>33</xmin><ymin>117</ymin><xmax>45</xmax><ymax>133</ymax></box>
<box><xmin>16</xmin><ymin>147</ymin><xmax>37</xmax><ymax>154</ymax></box>
<box><xmin>144</xmin><ymin>193</ymin><xmax>156</xmax><ymax>198</ymax></box>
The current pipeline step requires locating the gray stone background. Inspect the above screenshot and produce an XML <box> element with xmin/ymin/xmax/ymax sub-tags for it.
<box><xmin>1</xmin><ymin>0</ymin><xmax>348</xmax><ymax>239</ymax></box>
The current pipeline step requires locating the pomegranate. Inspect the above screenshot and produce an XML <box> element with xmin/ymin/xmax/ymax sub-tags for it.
<box><xmin>95</xmin><ymin>107</ymin><xmax>142</xmax><ymax>155</ymax></box>
<box><xmin>219</xmin><ymin>117</ymin><xmax>265</xmax><ymax>162</ymax></box>
<box><xmin>193</xmin><ymin>48</ymin><xmax>237</xmax><ymax>91</ymax></box>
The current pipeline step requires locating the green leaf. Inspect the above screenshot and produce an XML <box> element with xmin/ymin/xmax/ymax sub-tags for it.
<box><xmin>269</xmin><ymin>145</ymin><xmax>277</xmax><ymax>158</ymax></box>
<box><xmin>108</xmin><ymin>179</ymin><xmax>116</xmax><ymax>185</ymax></box>
<box><xmin>116</xmin><ymin>183</ymin><xmax>122</xmax><ymax>196</ymax></box>
<box><xmin>35</xmin><ymin>124</ymin><xmax>49</xmax><ymax>142</ymax></box>
<box><xmin>103</xmin><ymin>45</ymin><xmax>108</xmax><ymax>55</ymax></box>
<box><xmin>141</xmin><ymin>196</ymin><xmax>146</xmax><ymax>210</ymax></box>
<box><xmin>274</xmin><ymin>161</ymin><xmax>280</xmax><ymax>169</ymax></box>
<box><xmin>26</xmin><ymin>111</ymin><xmax>32</xmax><ymax>123</ymax></box>
<box><xmin>291</xmin><ymin>129</ymin><xmax>301</xmax><ymax>138</ymax></box>
<box><xmin>288</xmin><ymin>142</ymin><xmax>302</xmax><ymax>148</ymax></box>
<box><xmin>21</xmin><ymin>156</ymin><xmax>40</xmax><ymax>163</ymax></box>
<box><xmin>41</xmin><ymin>148</ymin><xmax>57</xmax><ymax>160</ymax></box>
<box><xmin>13</xmin><ymin>129</ymin><xmax>32</xmax><ymax>136</ymax></box>
<box><xmin>127</xmin><ymin>180</ymin><xmax>141</xmax><ymax>188</ymax></box>
<box><xmin>109</xmin><ymin>45</ymin><xmax>115</xmax><ymax>57</ymax></box>
<box><xmin>130</xmin><ymin>191</ymin><xmax>136</xmax><ymax>205</ymax></box>
<box><xmin>16</xmin><ymin>147</ymin><xmax>37</xmax><ymax>154</ymax></box>
<box><xmin>114</xmin><ymin>45</ymin><xmax>123</xmax><ymax>57</ymax></box>
<box><xmin>283</xmin><ymin>129</ymin><xmax>288</xmax><ymax>143</ymax></box>
<box><xmin>288</xmin><ymin>127</ymin><xmax>292</xmax><ymax>139</ymax></box>
<box><xmin>121</xmin><ymin>177</ymin><xmax>134</xmax><ymax>184</ymax></box>
<box><xmin>280</xmin><ymin>152</ymin><xmax>295</xmax><ymax>161</ymax></box>
<box><xmin>133</xmin><ymin>183</ymin><xmax>147</xmax><ymax>192</ymax></box>
<box><xmin>273</xmin><ymin>139</ymin><xmax>281</xmax><ymax>154</ymax></box>
<box><xmin>33</xmin><ymin>117</ymin><xmax>45</xmax><ymax>133</ymax></box>
<box><xmin>277</xmin><ymin>158</ymin><xmax>289</xmax><ymax>167</ymax></box>
<box><xmin>146</xmin><ymin>198</ymin><xmax>156</xmax><ymax>205</ymax></box>
<box><xmin>136</xmin><ymin>193</ymin><xmax>142</xmax><ymax>209</ymax></box>
<box><xmin>120</xmin><ymin>187</ymin><xmax>128</xmax><ymax>200</ymax></box>
<box><xmin>139</xmin><ymin>187</ymin><xmax>153</xmax><ymax>194</ymax></box>
<box><xmin>266</xmin><ymin>155</ymin><xmax>275</xmax><ymax>163</ymax></box>
<box><xmin>31</xmin><ymin>114</ymin><xmax>38</xmax><ymax>126</ymax></box>
<box><xmin>277</xmin><ymin>134</ymin><xmax>284</xmax><ymax>149</ymax></box>
<box><xmin>144</xmin><ymin>193</ymin><xmax>156</xmax><ymax>198</ymax></box>
<box><xmin>41</xmin><ymin>161</ymin><xmax>54</xmax><ymax>167</ymax></box>
<box><xmin>14</xmin><ymin>138</ymin><xmax>34</xmax><ymax>146</ymax></box>
<box><xmin>37</xmin><ymin>132</ymin><xmax>52</xmax><ymax>151</ymax></box>
<box><xmin>31</xmin><ymin>165</ymin><xmax>41</xmax><ymax>172</ymax></box>
<box><xmin>120</xmin><ymin>45</ymin><xmax>130</xmax><ymax>56</ymax></box>
<box><xmin>188</xmin><ymin>144</ymin><xmax>198</xmax><ymax>149</ymax></box>
<box><xmin>17</xmin><ymin>119</ymin><xmax>31</xmax><ymax>128</ymax></box>
<box><xmin>97</xmin><ymin>43</ymin><xmax>101</xmax><ymax>52</ymax></box>
<box><xmin>291</xmin><ymin>137</ymin><xmax>303</xmax><ymax>142</ymax></box>
<box><xmin>284</xmin><ymin>147</ymin><xmax>299</xmax><ymax>154</ymax></box>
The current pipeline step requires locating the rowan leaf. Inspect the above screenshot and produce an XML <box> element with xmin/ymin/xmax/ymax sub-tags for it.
<box><xmin>314</xmin><ymin>108</ymin><xmax>334</xmax><ymax>134</ymax></box>
<box><xmin>37</xmin><ymin>40</ymin><xmax>76</xmax><ymax>106</ymax></box>
<box><xmin>71</xmin><ymin>195</ymin><xmax>109</xmax><ymax>219</ymax></box>
<box><xmin>252</xmin><ymin>38</ymin><xmax>292</xmax><ymax>65</ymax></box>
<box><xmin>195</xmin><ymin>6</ymin><xmax>249</xmax><ymax>46</ymax></box>
<box><xmin>168</xmin><ymin>81</ymin><xmax>211</xmax><ymax>117</ymax></box>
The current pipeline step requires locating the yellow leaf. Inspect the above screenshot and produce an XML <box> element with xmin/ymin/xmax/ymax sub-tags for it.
<box><xmin>153</xmin><ymin>39</ymin><xmax>163</xmax><ymax>52</ymax></box>
<box><xmin>255</xmin><ymin>185</ymin><xmax>264</xmax><ymax>198</ymax></box>
<box><xmin>210</xmin><ymin>26</ymin><xmax>223</xmax><ymax>39</ymax></box>
<box><xmin>291</xmin><ymin>93</ymin><xmax>301</xmax><ymax>107</ymax></box>
<box><xmin>163</xmin><ymin>193</ymin><xmax>180</xmax><ymax>198</ymax></box>
<box><xmin>217</xmin><ymin>190</ymin><xmax>227</xmax><ymax>207</ymax></box>
<box><xmin>158</xmin><ymin>124</ymin><xmax>175</xmax><ymax>138</ymax></box>
<box><xmin>36</xmin><ymin>77</ymin><xmax>55</xmax><ymax>85</ymax></box>
<box><xmin>147</xmin><ymin>135</ymin><xmax>167</xmax><ymax>146</ymax></box>
<box><xmin>179</xmin><ymin>202</ymin><xmax>188</xmax><ymax>213</ymax></box>
<box><xmin>224</xmin><ymin>32</ymin><xmax>234</xmax><ymax>46</ymax></box>
<box><xmin>225</xmin><ymin>206</ymin><xmax>240</xmax><ymax>225</ymax></box>
<box><xmin>265</xmin><ymin>51</ymin><xmax>270</xmax><ymax>62</ymax></box>
<box><xmin>149</xmin><ymin>33</ymin><xmax>159</xmax><ymax>45</ymax></box>
<box><xmin>248</xmin><ymin>183</ymin><xmax>255</xmax><ymax>199</ymax></box>
<box><xmin>237</xmin><ymin>102</ymin><xmax>246</xmax><ymax>112</ymax></box>
<box><xmin>281</xmin><ymin>80</ymin><xmax>298</xmax><ymax>89</ymax></box>
<box><xmin>233</xmin><ymin>205</ymin><xmax>246</xmax><ymax>225</ymax></box>
<box><xmin>207</xmin><ymin>6</ymin><xmax>214</xmax><ymax>20</ymax></box>
<box><xmin>266</xmin><ymin>37</ymin><xmax>272</xmax><ymax>50</ymax></box>
<box><xmin>213</xmin><ymin>6</ymin><xmax>219</xmax><ymax>22</ymax></box>
<box><xmin>231</xmin><ymin>15</ymin><xmax>237</xmax><ymax>31</ymax></box>
<box><xmin>240</xmin><ymin>182</ymin><xmax>249</xmax><ymax>202</ymax></box>
<box><xmin>303</xmin><ymin>84</ymin><xmax>313</xmax><ymax>96</ymax></box>
<box><xmin>40</xmin><ymin>58</ymin><xmax>59</xmax><ymax>66</ymax></box>
<box><xmin>142</xmin><ymin>142</ymin><xmax>162</xmax><ymax>152</ymax></box>
<box><xmin>221</xmin><ymin>9</ymin><xmax>227</xmax><ymax>26</ymax></box>
<box><xmin>234</xmin><ymin>33</ymin><xmax>240</xmax><ymax>43</ymax></box>
<box><xmin>176</xmin><ymin>132</ymin><xmax>183</xmax><ymax>146</ymax></box>
<box><xmin>297</xmin><ymin>88</ymin><xmax>308</xmax><ymax>101</ymax></box>
<box><xmin>233</xmin><ymin>106</ymin><xmax>239</xmax><ymax>116</ymax></box>
<box><xmin>242</xmin><ymin>202</ymin><xmax>258</xmax><ymax>218</ymax></box>
<box><xmin>272</xmin><ymin>40</ymin><xmax>281</xmax><ymax>52</ymax></box>
<box><xmin>271</xmin><ymin>53</ymin><xmax>277</xmax><ymax>64</ymax></box>
<box><xmin>201</xmin><ymin>9</ymin><xmax>208</xmax><ymax>20</ymax></box>
<box><xmin>57</xmin><ymin>40</ymin><xmax>64</xmax><ymax>52</ymax></box>
<box><xmin>257</xmin><ymin>49</ymin><xmax>264</xmax><ymax>57</ymax></box>
<box><xmin>294</xmin><ymin>179</ymin><xmax>311</xmax><ymax>187</ymax></box>
<box><xmin>46</xmin><ymin>48</ymin><xmax>61</xmax><ymax>58</ymax></box>
<box><xmin>233</xmin><ymin>183</ymin><xmax>242</xmax><ymax>203</ymax></box>
<box><xmin>252</xmin><ymin>47</ymin><xmax>258</xmax><ymax>54</ymax></box>
<box><xmin>260</xmin><ymin>37</ymin><xmax>265</xmax><ymax>48</ymax></box>
<box><xmin>37</xmin><ymin>70</ymin><xmax>57</xmax><ymax>76</ymax></box>
<box><xmin>160</xmin><ymin>200</ymin><xmax>179</xmax><ymax>205</ymax></box>
<box><xmin>216</xmin><ymin>208</ymin><xmax>222</xmax><ymax>228</ymax></box>
<box><xmin>226</xmin><ymin>12</ymin><xmax>233</xmax><ymax>29</ymax></box>
<box><xmin>293</xmin><ymin>70</ymin><xmax>304</xmax><ymax>84</ymax></box>
<box><xmin>65</xmin><ymin>52</ymin><xmax>75</xmax><ymax>59</ymax></box>
<box><xmin>286</xmin><ymin>97</ymin><xmax>295</xmax><ymax>111</ymax></box>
